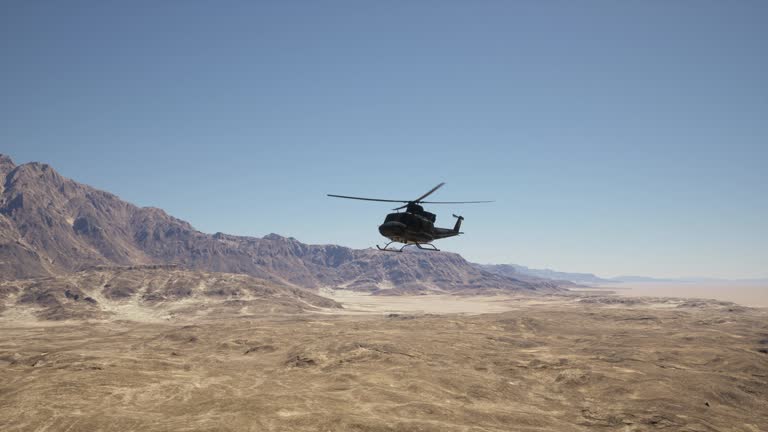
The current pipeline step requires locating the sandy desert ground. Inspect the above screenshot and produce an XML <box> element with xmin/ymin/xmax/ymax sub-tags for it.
<box><xmin>1</xmin><ymin>292</ymin><xmax>768</xmax><ymax>432</ymax></box>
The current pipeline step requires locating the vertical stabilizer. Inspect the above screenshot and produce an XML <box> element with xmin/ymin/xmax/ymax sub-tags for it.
<box><xmin>452</xmin><ymin>214</ymin><xmax>464</xmax><ymax>233</ymax></box>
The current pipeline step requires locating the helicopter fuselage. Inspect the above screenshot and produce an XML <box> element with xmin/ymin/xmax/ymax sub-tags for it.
<box><xmin>378</xmin><ymin>211</ymin><xmax>461</xmax><ymax>244</ymax></box>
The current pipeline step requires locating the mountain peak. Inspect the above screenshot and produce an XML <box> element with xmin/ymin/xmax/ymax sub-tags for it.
<box><xmin>3</xmin><ymin>161</ymin><xmax>66</xmax><ymax>190</ymax></box>
<box><xmin>263</xmin><ymin>233</ymin><xmax>288</xmax><ymax>241</ymax></box>
<box><xmin>19</xmin><ymin>161</ymin><xmax>54</xmax><ymax>172</ymax></box>
<box><xmin>0</xmin><ymin>154</ymin><xmax>15</xmax><ymax>176</ymax></box>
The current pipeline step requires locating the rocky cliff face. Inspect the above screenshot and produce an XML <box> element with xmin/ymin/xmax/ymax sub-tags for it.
<box><xmin>0</xmin><ymin>154</ymin><xmax>562</xmax><ymax>294</ymax></box>
<box><xmin>1</xmin><ymin>158</ymin><xmax>152</xmax><ymax>277</ymax></box>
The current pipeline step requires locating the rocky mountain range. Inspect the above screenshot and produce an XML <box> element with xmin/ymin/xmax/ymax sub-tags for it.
<box><xmin>0</xmin><ymin>154</ymin><xmax>561</xmax><ymax>294</ymax></box>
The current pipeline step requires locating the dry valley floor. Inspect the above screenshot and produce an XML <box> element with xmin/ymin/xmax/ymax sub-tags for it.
<box><xmin>1</xmin><ymin>293</ymin><xmax>767</xmax><ymax>432</ymax></box>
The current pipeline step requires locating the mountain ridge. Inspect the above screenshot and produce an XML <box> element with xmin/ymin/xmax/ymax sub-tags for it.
<box><xmin>0</xmin><ymin>154</ymin><xmax>561</xmax><ymax>294</ymax></box>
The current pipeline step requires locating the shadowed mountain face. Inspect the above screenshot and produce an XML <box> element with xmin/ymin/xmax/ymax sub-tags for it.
<box><xmin>0</xmin><ymin>154</ymin><xmax>560</xmax><ymax>293</ymax></box>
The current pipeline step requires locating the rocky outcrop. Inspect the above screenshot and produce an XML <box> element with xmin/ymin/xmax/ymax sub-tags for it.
<box><xmin>0</xmin><ymin>267</ymin><xmax>341</xmax><ymax>320</ymax></box>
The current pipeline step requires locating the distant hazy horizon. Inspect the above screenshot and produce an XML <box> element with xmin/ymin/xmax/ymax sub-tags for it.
<box><xmin>2</xmin><ymin>2</ymin><xmax>766</xmax><ymax>279</ymax></box>
<box><xmin>599</xmin><ymin>280</ymin><xmax>768</xmax><ymax>307</ymax></box>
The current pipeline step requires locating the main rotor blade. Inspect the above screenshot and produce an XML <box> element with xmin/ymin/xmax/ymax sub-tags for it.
<box><xmin>327</xmin><ymin>194</ymin><xmax>408</xmax><ymax>203</ymax></box>
<box><xmin>392</xmin><ymin>199</ymin><xmax>494</xmax><ymax>210</ymax></box>
<box><xmin>419</xmin><ymin>200</ymin><xmax>495</xmax><ymax>204</ymax></box>
<box><xmin>412</xmin><ymin>182</ymin><xmax>445</xmax><ymax>203</ymax></box>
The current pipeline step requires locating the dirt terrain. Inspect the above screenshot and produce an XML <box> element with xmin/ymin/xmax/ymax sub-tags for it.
<box><xmin>1</xmin><ymin>293</ymin><xmax>767</xmax><ymax>432</ymax></box>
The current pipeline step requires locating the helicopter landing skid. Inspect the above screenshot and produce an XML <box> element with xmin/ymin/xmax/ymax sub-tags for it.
<box><xmin>376</xmin><ymin>241</ymin><xmax>440</xmax><ymax>253</ymax></box>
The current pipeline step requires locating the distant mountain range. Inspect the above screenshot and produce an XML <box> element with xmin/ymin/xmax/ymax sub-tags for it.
<box><xmin>608</xmin><ymin>275</ymin><xmax>768</xmax><ymax>284</ymax></box>
<box><xmin>480</xmin><ymin>265</ymin><xmax>768</xmax><ymax>285</ymax></box>
<box><xmin>476</xmin><ymin>264</ymin><xmax>611</xmax><ymax>285</ymax></box>
<box><xmin>0</xmin><ymin>154</ymin><xmax>561</xmax><ymax>294</ymax></box>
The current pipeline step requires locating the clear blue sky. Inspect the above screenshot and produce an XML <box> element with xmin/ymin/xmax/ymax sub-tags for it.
<box><xmin>1</xmin><ymin>1</ymin><xmax>766</xmax><ymax>278</ymax></box>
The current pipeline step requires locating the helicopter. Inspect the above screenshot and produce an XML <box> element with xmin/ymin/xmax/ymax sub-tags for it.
<box><xmin>327</xmin><ymin>183</ymin><xmax>492</xmax><ymax>252</ymax></box>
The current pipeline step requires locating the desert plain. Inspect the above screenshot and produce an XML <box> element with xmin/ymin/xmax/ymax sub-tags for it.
<box><xmin>1</xmin><ymin>281</ymin><xmax>767</xmax><ymax>432</ymax></box>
